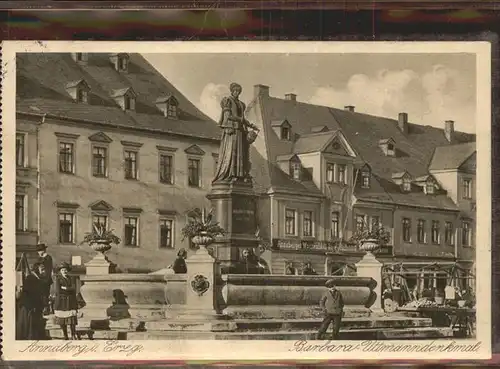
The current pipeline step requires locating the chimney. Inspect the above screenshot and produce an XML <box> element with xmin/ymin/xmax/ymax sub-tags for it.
<box><xmin>445</xmin><ymin>120</ymin><xmax>455</xmax><ymax>143</ymax></box>
<box><xmin>344</xmin><ymin>105</ymin><xmax>355</xmax><ymax>112</ymax></box>
<box><xmin>285</xmin><ymin>93</ymin><xmax>296</xmax><ymax>101</ymax></box>
<box><xmin>398</xmin><ymin>112</ymin><xmax>408</xmax><ymax>133</ymax></box>
<box><xmin>254</xmin><ymin>84</ymin><xmax>270</xmax><ymax>98</ymax></box>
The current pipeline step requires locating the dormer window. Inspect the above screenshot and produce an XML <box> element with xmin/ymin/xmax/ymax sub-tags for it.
<box><xmin>281</xmin><ymin>126</ymin><xmax>290</xmax><ymax>140</ymax></box>
<box><xmin>425</xmin><ymin>182</ymin><xmax>435</xmax><ymax>194</ymax></box>
<box><xmin>402</xmin><ymin>177</ymin><xmax>411</xmax><ymax>192</ymax></box>
<box><xmin>271</xmin><ymin>119</ymin><xmax>292</xmax><ymax>141</ymax></box>
<box><xmin>65</xmin><ymin>79</ymin><xmax>91</xmax><ymax>104</ymax></box>
<box><xmin>387</xmin><ymin>143</ymin><xmax>395</xmax><ymax>156</ymax></box>
<box><xmin>109</xmin><ymin>53</ymin><xmax>130</xmax><ymax>72</ymax></box>
<box><xmin>155</xmin><ymin>95</ymin><xmax>179</xmax><ymax>119</ymax></box>
<box><xmin>379</xmin><ymin>138</ymin><xmax>396</xmax><ymax>157</ymax></box>
<box><xmin>72</xmin><ymin>53</ymin><xmax>88</xmax><ymax>64</ymax></box>
<box><xmin>119</xmin><ymin>57</ymin><xmax>128</xmax><ymax>71</ymax></box>
<box><xmin>392</xmin><ymin>170</ymin><xmax>412</xmax><ymax>192</ymax></box>
<box><xmin>361</xmin><ymin>170</ymin><xmax>370</xmax><ymax>189</ymax></box>
<box><xmin>112</xmin><ymin>87</ymin><xmax>136</xmax><ymax>111</ymax></box>
<box><xmin>124</xmin><ymin>95</ymin><xmax>132</xmax><ymax>110</ymax></box>
<box><xmin>77</xmin><ymin>89</ymin><xmax>88</xmax><ymax>103</ymax></box>
<box><xmin>290</xmin><ymin>162</ymin><xmax>301</xmax><ymax>180</ymax></box>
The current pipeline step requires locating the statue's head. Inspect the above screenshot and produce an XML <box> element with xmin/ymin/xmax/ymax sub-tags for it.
<box><xmin>230</xmin><ymin>83</ymin><xmax>242</xmax><ymax>97</ymax></box>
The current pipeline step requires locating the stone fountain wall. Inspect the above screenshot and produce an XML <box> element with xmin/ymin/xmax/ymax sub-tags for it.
<box><xmin>218</xmin><ymin>274</ymin><xmax>377</xmax><ymax>319</ymax></box>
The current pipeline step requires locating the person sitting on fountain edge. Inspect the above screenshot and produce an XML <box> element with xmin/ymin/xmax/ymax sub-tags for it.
<box><xmin>317</xmin><ymin>279</ymin><xmax>344</xmax><ymax>340</ymax></box>
<box><xmin>172</xmin><ymin>249</ymin><xmax>188</xmax><ymax>274</ymax></box>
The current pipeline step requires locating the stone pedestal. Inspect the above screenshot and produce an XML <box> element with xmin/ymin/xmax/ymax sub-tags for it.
<box><xmin>184</xmin><ymin>247</ymin><xmax>220</xmax><ymax>315</ymax></box>
<box><xmin>206</xmin><ymin>180</ymin><xmax>259</xmax><ymax>272</ymax></box>
<box><xmin>356</xmin><ymin>252</ymin><xmax>383</xmax><ymax>314</ymax></box>
<box><xmin>85</xmin><ymin>253</ymin><xmax>111</xmax><ymax>275</ymax></box>
<box><xmin>175</xmin><ymin>247</ymin><xmax>236</xmax><ymax>331</ymax></box>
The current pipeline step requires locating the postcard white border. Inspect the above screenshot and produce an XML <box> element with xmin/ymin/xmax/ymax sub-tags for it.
<box><xmin>1</xmin><ymin>41</ymin><xmax>492</xmax><ymax>361</ymax></box>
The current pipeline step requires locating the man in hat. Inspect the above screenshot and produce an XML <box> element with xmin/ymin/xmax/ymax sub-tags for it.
<box><xmin>317</xmin><ymin>279</ymin><xmax>344</xmax><ymax>340</ymax></box>
<box><xmin>36</xmin><ymin>243</ymin><xmax>53</xmax><ymax>315</ymax></box>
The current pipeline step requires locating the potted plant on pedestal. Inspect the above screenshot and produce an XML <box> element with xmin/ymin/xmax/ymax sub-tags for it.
<box><xmin>181</xmin><ymin>208</ymin><xmax>226</xmax><ymax>254</ymax></box>
<box><xmin>349</xmin><ymin>223</ymin><xmax>391</xmax><ymax>257</ymax></box>
<box><xmin>82</xmin><ymin>223</ymin><xmax>121</xmax><ymax>272</ymax></box>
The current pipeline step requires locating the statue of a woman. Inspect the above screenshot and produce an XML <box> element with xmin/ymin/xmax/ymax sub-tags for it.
<box><xmin>213</xmin><ymin>83</ymin><xmax>259</xmax><ymax>183</ymax></box>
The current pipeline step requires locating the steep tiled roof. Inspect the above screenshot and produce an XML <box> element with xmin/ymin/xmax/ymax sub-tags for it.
<box><xmin>16</xmin><ymin>53</ymin><xmax>220</xmax><ymax>141</ymax></box>
<box><xmin>257</xmin><ymin>95</ymin><xmax>475</xmax><ymax>210</ymax></box>
<box><xmin>293</xmin><ymin>131</ymin><xmax>339</xmax><ymax>154</ymax></box>
<box><xmin>429</xmin><ymin>142</ymin><xmax>477</xmax><ymax>171</ymax></box>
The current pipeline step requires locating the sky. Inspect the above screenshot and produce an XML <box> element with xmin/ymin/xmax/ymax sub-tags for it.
<box><xmin>144</xmin><ymin>53</ymin><xmax>477</xmax><ymax>133</ymax></box>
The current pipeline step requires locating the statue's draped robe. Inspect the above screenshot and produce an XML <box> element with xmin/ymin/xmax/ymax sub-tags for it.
<box><xmin>213</xmin><ymin>96</ymin><xmax>250</xmax><ymax>182</ymax></box>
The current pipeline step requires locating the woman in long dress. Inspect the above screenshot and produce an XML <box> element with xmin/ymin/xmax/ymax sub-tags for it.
<box><xmin>54</xmin><ymin>262</ymin><xmax>79</xmax><ymax>340</ymax></box>
<box><xmin>16</xmin><ymin>262</ymin><xmax>46</xmax><ymax>340</ymax></box>
<box><xmin>213</xmin><ymin>83</ymin><xmax>259</xmax><ymax>183</ymax></box>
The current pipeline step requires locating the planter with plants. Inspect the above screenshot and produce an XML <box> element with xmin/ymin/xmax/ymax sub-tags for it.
<box><xmin>349</xmin><ymin>223</ymin><xmax>392</xmax><ymax>256</ymax></box>
<box><xmin>181</xmin><ymin>208</ymin><xmax>226</xmax><ymax>253</ymax></box>
<box><xmin>82</xmin><ymin>223</ymin><xmax>121</xmax><ymax>256</ymax></box>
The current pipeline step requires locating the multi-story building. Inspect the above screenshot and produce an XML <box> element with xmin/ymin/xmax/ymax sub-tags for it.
<box><xmin>247</xmin><ymin>85</ymin><xmax>476</xmax><ymax>281</ymax></box>
<box><xmin>16</xmin><ymin>53</ymin><xmax>220</xmax><ymax>271</ymax></box>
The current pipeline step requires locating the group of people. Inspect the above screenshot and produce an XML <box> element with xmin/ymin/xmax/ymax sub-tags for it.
<box><xmin>286</xmin><ymin>261</ymin><xmax>318</xmax><ymax>276</ymax></box>
<box><xmin>16</xmin><ymin>243</ymin><xmax>81</xmax><ymax>340</ymax></box>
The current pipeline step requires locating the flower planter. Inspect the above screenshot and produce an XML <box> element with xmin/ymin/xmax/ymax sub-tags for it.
<box><xmin>91</xmin><ymin>239</ymin><xmax>113</xmax><ymax>254</ymax></box>
<box><xmin>359</xmin><ymin>238</ymin><xmax>380</xmax><ymax>254</ymax></box>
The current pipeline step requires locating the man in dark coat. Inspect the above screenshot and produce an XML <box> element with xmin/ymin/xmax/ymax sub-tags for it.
<box><xmin>317</xmin><ymin>279</ymin><xmax>344</xmax><ymax>340</ymax></box>
<box><xmin>36</xmin><ymin>243</ymin><xmax>53</xmax><ymax>315</ymax></box>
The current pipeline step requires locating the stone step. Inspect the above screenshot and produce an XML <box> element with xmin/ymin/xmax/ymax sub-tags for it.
<box><xmin>233</xmin><ymin>317</ymin><xmax>433</xmax><ymax>332</ymax></box>
<box><xmin>127</xmin><ymin>327</ymin><xmax>455</xmax><ymax>340</ymax></box>
<box><xmin>46</xmin><ymin>326</ymin><xmax>454</xmax><ymax>341</ymax></box>
<box><xmin>45</xmin><ymin>316</ymin><xmax>433</xmax><ymax>333</ymax></box>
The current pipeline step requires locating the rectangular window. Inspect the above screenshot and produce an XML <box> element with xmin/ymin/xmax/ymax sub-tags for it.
<box><xmin>402</xmin><ymin>178</ymin><xmax>411</xmax><ymax>192</ymax></box>
<box><xmin>188</xmin><ymin>159</ymin><xmax>201</xmax><ymax>187</ymax></box>
<box><xmin>337</xmin><ymin>164</ymin><xmax>346</xmax><ymax>184</ymax></box>
<box><xmin>426</xmin><ymin>182</ymin><xmax>435</xmax><ymax>194</ymax></box>
<box><xmin>290</xmin><ymin>162</ymin><xmax>301</xmax><ymax>180</ymax></box>
<box><xmin>462</xmin><ymin>221</ymin><xmax>472</xmax><ymax>246</ymax></box>
<box><xmin>285</xmin><ymin>209</ymin><xmax>296</xmax><ymax>236</ymax></box>
<box><xmin>361</xmin><ymin>171</ymin><xmax>370</xmax><ymax>188</ymax></box>
<box><xmin>77</xmin><ymin>89</ymin><xmax>88</xmax><ymax>103</ymax></box>
<box><xmin>92</xmin><ymin>146</ymin><xmax>107</xmax><ymax>177</ymax></box>
<box><xmin>76</xmin><ymin>52</ymin><xmax>83</xmax><ymax>61</ymax></box>
<box><xmin>356</xmin><ymin>215</ymin><xmax>365</xmax><ymax>232</ymax></box>
<box><xmin>15</xmin><ymin>195</ymin><xmax>25</xmax><ymax>231</ymax></box>
<box><xmin>92</xmin><ymin>214</ymin><xmax>108</xmax><ymax>230</ymax></box>
<box><xmin>431</xmin><ymin>220</ymin><xmax>440</xmax><ymax>244</ymax></box>
<box><xmin>16</xmin><ymin>133</ymin><xmax>25</xmax><ymax>167</ymax></box>
<box><xmin>326</xmin><ymin>163</ymin><xmax>334</xmax><ymax>183</ymax></box>
<box><xmin>59</xmin><ymin>213</ymin><xmax>74</xmax><ymax>243</ymax></box>
<box><xmin>119</xmin><ymin>57</ymin><xmax>127</xmax><ymax>70</ymax></box>
<box><xmin>303</xmin><ymin>211</ymin><xmax>313</xmax><ymax>237</ymax></box>
<box><xmin>160</xmin><ymin>219</ymin><xmax>174</xmax><ymax>248</ymax></box>
<box><xmin>167</xmin><ymin>104</ymin><xmax>177</xmax><ymax>119</ymax></box>
<box><xmin>402</xmin><ymin>218</ymin><xmax>411</xmax><ymax>242</ymax></box>
<box><xmin>281</xmin><ymin>126</ymin><xmax>290</xmax><ymax>140</ymax></box>
<box><xmin>59</xmin><ymin>142</ymin><xmax>74</xmax><ymax>173</ymax></box>
<box><xmin>331</xmin><ymin>212</ymin><xmax>339</xmax><ymax>239</ymax></box>
<box><xmin>463</xmin><ymin>179</ymin><xmax>472</xmax><ymax>199</ymax></box>
<box><xmin>417</xmin><ymin>219</ymin><xmax>426</xmax><ymax>243</ymax></box>
<box><xmin>387</xmin><ymin>143</ymin><xmax>395</xmax><ymax>156</ymax></box>
<box><xmin>445</xmin><ymin>221</ymin><xmax>454</xmax><ymax>245</ymax></box>
<box><xmin>159</xmin><ymin>154</ymin><xmax>173</xmax><ymax>184</ymax></box>
<box><xmin>124</xmin><ymin>150</ymin><xmax>138</xmax><ymax>179</ymax></box>
<box><xmin>124</xmin><ymin>217</ymin><xmax>138</xmax><ymax>246</ymax></box>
